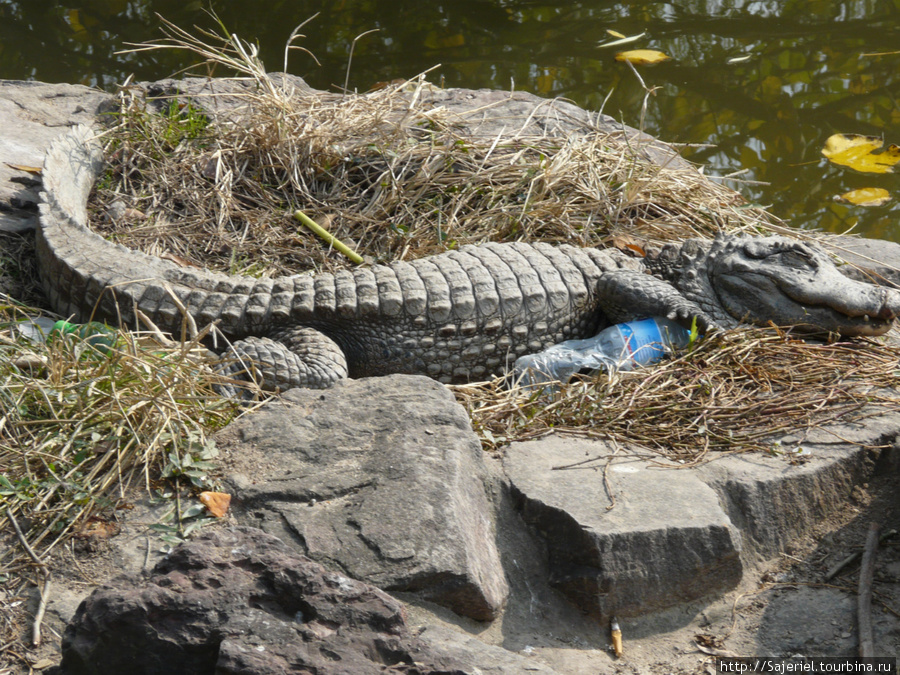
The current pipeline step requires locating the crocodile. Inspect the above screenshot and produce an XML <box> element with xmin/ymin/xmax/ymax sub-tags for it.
<box><xmin>37</xmin><ymin>125</ymin><xmax>900</xmax><ymax>391</ymax></box>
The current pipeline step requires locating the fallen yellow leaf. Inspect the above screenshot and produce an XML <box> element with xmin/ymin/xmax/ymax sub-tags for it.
<box><xmin>424</xmin><ymin>31</ymin><xmax>465</xmax><ymax>50</ymax></box>
<box><xmin>4</xmin><ymin>163</ymin><xmax>42</xmax><ymax>174</ymax></box>
<box><xmin>607</xmin><ymin>234</ymin><xmax>646</xmax><ymax>257</ymax></box>
<box><xmin>822</xmin><ymin>134</ymin><xmax>900</xmax><ymax>174</ymax></box>
<box><xmin>606</xmin><ymin>29</ymin><xmax>626</xmax><ymax>39</ymax></box>
<box><xmin>68</xmin><ymin>9</ymin><xmax>85</xmax><ymax>34</ymax></box>
<box><xmin>834</xmin><ymin>187</ymin><xmax>892</xmax><ymax>207</ymax></box>
<box><xmin>615</xmin><ymin>49</ymin><xmax>671</xmax><ymax>65</ymax></box>
<box><xmin>199</xmin><ymin>491</ymin><xmax>232</xmax><ymax>518</ymax></box>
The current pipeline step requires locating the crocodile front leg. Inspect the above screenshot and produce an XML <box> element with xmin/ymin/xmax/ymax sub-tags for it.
<box><xmin>596</xmin><ymin>269</ymin><xmax>721</xmax><ymax>333</ymax></box>
<box><xmin>220</xmin><ymin>326</ymin><xmax>349</xmax><ymax>394</ymax></box>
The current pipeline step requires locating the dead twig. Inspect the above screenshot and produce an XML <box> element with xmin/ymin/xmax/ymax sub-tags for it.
<box><xmin>857</xmin><ymin>522</ymin><xmax>881</xmax><ymax>658</ymax></box>
<box><xmin>6</xmin><ymin>508</ymin><xmax>45</xmax><ymax>568</ymax></box>
<box><xmin>825</xmin><ymin>528</ymin><xmax>898</xmax><ymax>581</ymax></box>
<box><xmin>6</xmin><ymin>508</ymin><xmax>50</xmax><ymax>647</ymax></box>
<box><xmin>31</xmin><ymin>574</ymin><xmax>51</xmax><ymax>647</ymax></box>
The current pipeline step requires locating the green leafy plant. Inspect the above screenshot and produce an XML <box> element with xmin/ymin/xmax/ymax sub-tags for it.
<box><xmin>159</xmin><ymin>437</ymin><xmax>220</xmax><ymax>489</ymax></box>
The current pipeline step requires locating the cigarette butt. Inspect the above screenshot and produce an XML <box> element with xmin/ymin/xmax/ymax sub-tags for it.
<box><xmin>611</xmin><ymin>616</ymin><xmax>623</xmax><ymax>658</ymax></box>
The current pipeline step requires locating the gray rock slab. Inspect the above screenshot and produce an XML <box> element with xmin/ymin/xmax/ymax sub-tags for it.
<box><xmin>504</xmin><ymin>403</ymin><xmax>899</xmax><ymax>622</ymax></box>
<box><xmin>0</xmin><ymin>80</ymin><xmax>109</xmax><ymax>233</ymax></box>
<box><xmin>503</xmin><ymin>435</ymin><xmax>743</xmax><ymax>620</ymax></box>
<box><xmin>823</xmin><ymin>234</ymin><xmax>900</xmax><ymax>280</ymax></box>
<box><xmin>218</xmin><ymin>374</ymin><xmax>509</xmax><ymax>621</ymax></box>
<box><xmin>414</xmin><ymin>623</ymin><xmax>561</xmax><ymax>674</ymax></box>
<box><xmin>51</xmin><ymin>527</ymin><xmax>540</xmax><ymax>675</ymax></box>
<box><xmin>696</xmin><ymin>413</ymin><xmax>897</xmax><ymax>563</ymax></box>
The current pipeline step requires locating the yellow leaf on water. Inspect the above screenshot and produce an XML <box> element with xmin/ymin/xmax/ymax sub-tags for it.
<box><xmin>535</xmin><ymin>69</ymin><xmax>557</xmax><ymax>96</ymax></box>
<box><xmin>607</xmin><ymin>29</ymin><xmax>626</xmax><ymax>39</ymax></box>
<box><xmin>822</xmin><ymin>134</ymin><xmax>900</xmax><ymax>174</ymax></box>
<box><xmin>834</xmin><ymin>187</ymin><xmax>892</xmax><ymax>207</ymax></box>
<box><xmin>439</xmin><ymin>33</ymin><xmax>466</xmax><ymax>49</ymax></box>
<box><xmin>423</xmin><ymin>31</ymin><xmax>465</xmax><ymax>50</ymax></box>
<box><xmin>615</xmin><ymin>49</ymin><xmax>671</xmax><ymax>65</ymax></box>
<box><xmin>68</xmin><ymin>9</ymin><xmax>84</xmax><ymax>34</ymax></box>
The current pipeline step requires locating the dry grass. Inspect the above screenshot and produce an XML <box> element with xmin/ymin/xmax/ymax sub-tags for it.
<box><xmin>79</xmin><ymin>17</ymin><xmax>900</xmax><ymax>464</ymax></box>
<box><xmin>453</xmin><ymin>328</ymin><xmax>900</xmax><ymax>460</ymax></box>
<box><xmin>88</xmin><ymin>17</ymin><xmax>785</xmax><ymax>279</ymax></box>
<box><xmin>0</xmin><ymin>305</ymin><xmax>242</xmax><ymax>652</ymax></box>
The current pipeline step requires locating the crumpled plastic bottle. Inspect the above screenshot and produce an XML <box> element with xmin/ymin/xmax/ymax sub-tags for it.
<box><xmin>14</xmin><ymin>318</ymin><xmax>119</xmax><ymax>354</ymax></box>
<box><xmin>50</xmin><ymin>320</ymin><xmax>119</xmax><ymax>354</ymax></box>
<box><xmin>13</xmin><ymin>316</ymin><xmax>58</xmax><ymax>343</ymax></box>
<box><xmin>513</xmin><ymin>317</ymin><xmax>693</xmax><ymax>389</ymax></box>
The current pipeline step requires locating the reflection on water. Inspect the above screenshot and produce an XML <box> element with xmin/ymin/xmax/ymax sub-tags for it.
<box><xmin>1</xmin><ymin>0</ymin><xmax>898</xmax><ymax>240</ymax></box>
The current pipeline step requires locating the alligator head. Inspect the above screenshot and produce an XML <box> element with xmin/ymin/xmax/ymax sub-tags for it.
<box><xmin>661</xmin><ymin>235</ymin><xmax>900</xmax><ymax>337</ymax></box>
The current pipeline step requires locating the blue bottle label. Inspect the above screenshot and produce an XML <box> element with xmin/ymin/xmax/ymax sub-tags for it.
<box><xmin>619</xmin><ymin>319</ymin><xmax>669</xmax><ymax>365</ymax></box>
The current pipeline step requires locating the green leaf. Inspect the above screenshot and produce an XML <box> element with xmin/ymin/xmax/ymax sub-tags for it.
<box><xmin>181</xmin><ymin>502</ymin><xmax>208</xmax><ymax>519</ymax></box>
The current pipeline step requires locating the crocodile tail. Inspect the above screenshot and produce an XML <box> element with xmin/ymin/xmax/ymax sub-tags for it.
<box><xmin>37</xmin><ymin>125</ymin><xmax>283</xmax><ymax>338</ymax></box>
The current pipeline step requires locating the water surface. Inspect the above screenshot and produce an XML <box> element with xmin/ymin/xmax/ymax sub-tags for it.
<box><xmin>2</xmin><ymin>0</ymin><xmax>898</xmax><ymax>240</ymax></box>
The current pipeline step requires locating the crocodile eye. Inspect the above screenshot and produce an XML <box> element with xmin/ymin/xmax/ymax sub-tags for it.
<box><xmin>777</xmin><ymin>248</ymin><xmax>815</xmax><ymax>269</ymax></box>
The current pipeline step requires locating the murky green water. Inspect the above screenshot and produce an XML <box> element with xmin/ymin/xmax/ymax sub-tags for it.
<box><xmin>2</xmin><ymin>1</ymin><xmax>899</xmax><ymax>240</ymax></box>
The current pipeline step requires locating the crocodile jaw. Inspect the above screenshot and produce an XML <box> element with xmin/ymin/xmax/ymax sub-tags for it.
<box><xmin>715</xmin><ymin>270</ymin><xmax>900</xmax><ymax>337</ymax></box>
<box><xmin>773</xmin><ymin>264</ymin><xmax>900</xmax><ymax>337</ymax></box>
<box><xmin>784</xmin><ymin>307</ymin><xmax>894</xmax><ymax>337</ymax></box>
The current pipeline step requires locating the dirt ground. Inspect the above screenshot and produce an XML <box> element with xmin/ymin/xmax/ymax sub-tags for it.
<box><xmin>1</xmin><ymin>450</ymin><xmax>896</xmax><ymax>675</ymax></box>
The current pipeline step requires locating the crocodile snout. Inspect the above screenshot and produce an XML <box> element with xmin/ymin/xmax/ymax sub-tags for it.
<box><xmin>876</xmin><ymin>287</ymin><xmax>900</xmax><ymax>321</ymax></box>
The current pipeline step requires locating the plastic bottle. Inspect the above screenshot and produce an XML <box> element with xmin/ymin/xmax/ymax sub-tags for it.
<box><xmin>513</xmin><ymin>317</ymin><xmax>693</xmax><ymax>388</ymax></box>
<box><xmin>13</xmin><ymin>317</ymin><xmax>58</xmax><ymax>343</ymax></box>
<box><xmin>50</xmin><ymin>320</ymin><xmax>119</xmax><ymax>354</ymax></box>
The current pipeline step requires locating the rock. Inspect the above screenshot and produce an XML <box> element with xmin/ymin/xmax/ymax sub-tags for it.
<box><xmin>0</xmin><ymin>81</ymin><xmax>109</xmax><ymax>233</ymax></box>
<box><xmin>823</xmin><ymin>236</ymin><xmax>900</xmax><ymax>286</ymax></box>
<box><xmin>52</xmin><ymin>527</ymin><xmax>546</xmax><ymax>675</ymax></box>
<box><xmin>412</xmin><ymin>623</ymin><xmax>560</xmax><ymax>674</ymax></box>
<box><xmin>503</xmin><ymin>434</ymin><xmax>743</xmax><ymax>620</ymax></box>
<box><xmin>502</xmin><ymin>405</ymin><xmax>900</xmax><ymax>622</ymax></box>
<box><xmin>757</xmin><ymin>587</ymin><xmax>856</xmax><ymax>657</ymax></box>
<box><xmin>218</xmin><ymin>374</ymin><xmax>509</xmax><ymax>621</ymax></box>
<box><xmin>696</xmin><ymin>417</ymin><xmax>892</xmax><ymax>563</ymax></box>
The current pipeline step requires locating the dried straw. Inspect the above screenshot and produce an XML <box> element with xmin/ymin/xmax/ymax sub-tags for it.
<box><xmin>453</xmin><ymin>327</ymin><xmax>900</xmax><ymax>458</ymax></box>
<box><xmin>84</xmin><ymin>18</ymin><xmax>900</xmax><ymax>460</ymax></box>
<box><xmin>90</xmin><ymin>17</ymin><xmax>782</xmax><ymax>278</ymax></box>
<box><xmin>0</xmin><ymin>306</ymin><xmax>241</xmax><ymax>591</ymax></box>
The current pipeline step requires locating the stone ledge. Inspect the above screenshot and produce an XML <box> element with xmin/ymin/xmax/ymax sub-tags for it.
<box><xmin>502</xmin><ymin>403</ymin><xmax>897</xmax><ymax>620</ymax></box>
<box><xmin>504</xmin><ymin>435</ymin><xmax>743</xmax><ymax>619</ymax></box>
